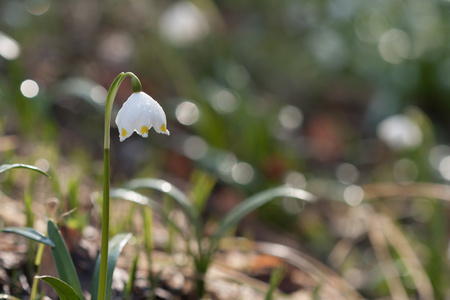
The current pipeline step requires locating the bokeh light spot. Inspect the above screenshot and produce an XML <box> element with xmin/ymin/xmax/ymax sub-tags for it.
<box><xmin>343</xmin><ymin>185</ymin><xmax>364</xmax><ymax>206</ymax></box>
<box><xmin>231</xmin><ymin>162</ymin><xmax>254</xmax><ymax>185</ymax></box>
<box><xmin>35</xmin><ymin>158</ymin><xmax>50</xmax><ymax>173</ymax></box>
<box><xmin>25</xmin><ymin>0</ymin><xmax>51</xmax><ymax>16</ymax></box>
<box><xmin>161</xmin><ymin>182</ymin><xmax>172</xmax><ymax>193</ymax></box>
<box><xmin>158</xmin><ymin>1</ymin><xmax>209</xmax><ymax>47</ymax></box>
<box><xmin>183</xmin><ymin>136</ymin><xmax>208</xmax><ymax>160</ymax></box>
<box><xmin>209</xmin><ymin>88</ymin><xmax>238</xmax><ymax>114</ymax></box>
<box><xmin>90</xmin><ymin>85</ymin><xmax>107</xmax><ymax>104</ymax></box>
<box><xmin>336</xmin><ymin>163</ymin><xmax>359</xmax><ymax>184</ymax></box>
<box><xmin>217</xmin><ymin>153</ymin><xmax>237</xmax><ymax>179</ymax></box>
<box><xmin>429</xmin><ymin>145</ymin><xmax>450</xmax><ymax>170</ymax></box>
<box><xmin>0</xmin><ymin>32</ymin><xmax>21</xmax><ymax>60</ymax></box>
<box><xmin>439</xmin><ymin>156</ymin><xmax>450</xmax><ymax>181</ymax></box>
<box><xmin>98</xmin><ymin>32</ymin><xmax>134</xmax><ymax>64</ymax></box>
<box><xmin>285</xmin><ymin>171</ymin><xmax>307</xmax><ymax>189</ymax></box>
<box><xmin>176</xmin><ymin>101</ymin><xmax>199</xmax><ymax>125</ymax></box>
<box><xmin>378</xmin><ymin>29</ymin><xmax>411</xmax><ymax>64</ymax></box>
<box><xmin>20</xmin><ymin>79</ymin><xmax>39</xmax><ymax>98</ymax></box>
<box><xmin>376</xmin><ymin>114</ymin><xmax>422</xmax><ymax>151</ymax></box>
<box><xmin>279</xmin><ymin>105</ymin><xmax>303</xmax><ymax>130</ymax></box>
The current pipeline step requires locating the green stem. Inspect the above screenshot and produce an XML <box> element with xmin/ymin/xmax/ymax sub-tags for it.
<box><xmin>97</xmin><ymin>72</ymin><xmax>141</xmax><ymax>300</ymax></box>
<box><xmin>30</xmin><ymin>242</ymin><xmax>45</xmax><ymax>300</ymax></box>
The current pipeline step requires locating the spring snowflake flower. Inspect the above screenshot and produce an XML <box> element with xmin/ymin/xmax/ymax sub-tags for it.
<box><xmin>115</xmin><ymin>91</ymin><xmax>170</xmax><ymax>142</ymax></box>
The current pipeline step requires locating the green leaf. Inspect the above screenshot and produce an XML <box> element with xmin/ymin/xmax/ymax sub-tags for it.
<box><xmin>111</xmin><ymin>188</ymin><xmax>187</xmax><ymax>240</ymax></box>
<box><xmin>124</xmin><ymin>178</ymin><xmax>202</xmax><ymax>241</ymax></box>
<box><xmin>0</xmin><ymin>294</ymin><xmax>21</xmax><ymax>300</ymax></box>
<box><xmin>47</xmin><ymin>220</ymin><xmax>84</xmax><ymax>300</ymax></box>
<box><xmin>124</xmin><ymin>178</ymin><xmax>197</xmax><ymax>219</ymax></box>
<box><xmin>1</xmin><ymin>227</ymin><xmax>55</xmax><ymax>247</ymax></box>
<box><xmin>36</xmin><ymin>276</ymin><xmax>81</xmax><ymax>300</ymax></box>
<box><xmin>124</xmin><ymin>253</ymin><xmax>139</xmax><ymax>300</ymax></box>
<box><xmin>212</xmin><ymin>186</ymin><xmax>316</xmax><ymax>248</ymax></box>
<box><xmin>91</xmin><ymin>233</ymin><xmax>132</xmax><ymax>300</ymax></box>
<box><xmin>265</xmin><ymin>265</ymin><xmax>286</xmax><ymax>300</ymax></box>
<box><xmin>110</xmin><ymin>188</ymin><xmax>162</xmax><ymax>210</ymax></box>
<box><xmin>0</xmin><ymin>163</ymin><xmax>49</xmax><ymax>177</ymax></box>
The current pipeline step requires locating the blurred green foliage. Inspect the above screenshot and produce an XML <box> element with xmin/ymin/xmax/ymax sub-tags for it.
<box><xmin>1</xmin><ymin>0</ymin><xmax>450</xmax><ymax>298</ymax></box>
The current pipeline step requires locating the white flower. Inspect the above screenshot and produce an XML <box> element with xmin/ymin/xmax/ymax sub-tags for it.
<box><xmin>115</xmin><ymin>91</ymin><xmax>169</xmax><ymax>142</ymax></box>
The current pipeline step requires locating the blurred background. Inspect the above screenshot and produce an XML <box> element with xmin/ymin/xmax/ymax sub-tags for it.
<box><xmin>1</xmin><ymin>0</ymin><xmax>450</xmax><ymax>298</ymax></box>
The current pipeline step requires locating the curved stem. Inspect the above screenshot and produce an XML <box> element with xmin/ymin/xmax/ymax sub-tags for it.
<box><xmin>98</xmin><ymin>72</ymin><xmax>141</xmax><ymax>300</ymax></box>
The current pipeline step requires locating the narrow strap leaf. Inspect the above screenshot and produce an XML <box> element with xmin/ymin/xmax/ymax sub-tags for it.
<box><xmin>1</xmin><ymin>227</ymin><xmax>55</xmax><ymax>247</ymax></box>
<box><xmin>0</xmin><ymin>163</ymin><xmax>49</xmax><ymax>177</ymax></box>
<box><xmin>124</xmin><ymin>178</ymin><xmax>203</xmax><ymax>244</ymax></box>
<box><xmin>47</xmin><ymin>220</ymin><xmax>84</xmax><ymax>299</ymax></box>
<box><xmin>111</xmin><ymin>188</ymin><xmax>162</xmax><ymax>210</ymax></box>
<box><xmin>111</xmin><ymin>188</ymin><xmax>189</xmax><ymax>241</ymax></box>
<box><xmin>124</xmin><ymin>178</ymin><xmax>197</xmax><ymax>221</ymax></box>
<box><xmin>212</xmin><ymin>186</ymin><xmax>316</xmax><ymax>247</ymax></box>
<box><xmin>91</xmin><ymin>233</ymin><xmax>132</xmax><ymax>300</ymax></box>
<box><xmin>36</xmin><ymin>276</ymin><xmax>81</xmax><ymax>300</ymax></box>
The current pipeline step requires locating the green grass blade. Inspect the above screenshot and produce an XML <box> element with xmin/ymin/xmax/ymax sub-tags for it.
<box><xmin>265</xmin><ymin>265</ymin><xmax>286</xmax><ymax>300</ymax></box>
<box><xmin>91</xmin><ymin>233</ymin><xmax>132</xmax><ymax>300</ymax></box>
<box><xmin>189</xmin><ymin>170</ymin><xmax>216</xmax><ymax>213</ymax></box>
<box><xmin>111</xmin><ymin>188</ymin><xmax>162</xmax><ymax>211</ymax></box>
<box><xmin>123</xmin><ymin>178</ymin><xmax>203</xmax><ymax>246</ymax></box>
<box><xmin>111</xmin><ymin>188</ymin><xmax>188</xmax><ymax>241</ymax></box>
<box><xmin>36</xmin><ymin>276</ymin><xmax>81</xmax><ymax>300</ymax></box>
<box><xmin>124</xmin><ymin>178</ymin><xmax>198</xmax><ymax>222</ymax></box>
<box><xmin>47</xmin><ymin>220</ymin><xmax>84</xmax><ymax>299</ymax></box>
<box><xmin>0</xmin><ymin>163</ymin><xmax>49</xmax><ymax>177</ymax></box>
<box><xmin>212</xmin><ymin>186</ymin><xmax>316</xmax><ymax>247</ymax></box>
<box><xmin>1</xmin><ymin>227</ymin><xmax>55</xmax><ymax>247</ymax></box>
<box><xmin>124</xmin><ymin>253</ymin><xmax>139</xmax><ymax>300</ymax></box>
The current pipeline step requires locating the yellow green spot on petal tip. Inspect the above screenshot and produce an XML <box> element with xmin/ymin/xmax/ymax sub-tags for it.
<box><xmin>141</xmin><ymin>126</ymin><xmax>149</xmax><ymax>135</ymax></box>
<box><xmin>121</xmin><ymin>128</ymin><xmax>127</xmax><ymax>138</ymax></box>
<box><xmin>160</xmin><ymin>124</ymin><xmax>167</xmax><ymax>132</ymax></box>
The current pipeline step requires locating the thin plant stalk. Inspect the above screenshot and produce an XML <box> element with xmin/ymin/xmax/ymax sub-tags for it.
<box><xmin>366</xmin><ymin>211</ymin><xmax>408</xmax><ymax>300</ymax></box>
<box><xmin>97</xmin><ymin>72</ymin><xmax>142</xmax><ymax>300</ymax></box>
<box><xmin>29</xmin><ymin>242</ymin><xmax>45</xmax><ymax>300</ymax></box>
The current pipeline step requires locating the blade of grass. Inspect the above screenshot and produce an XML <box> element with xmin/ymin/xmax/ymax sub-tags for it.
<box><xmin>124</xmin><ymin>178</ymin><xmax>199</xmax><ymax>226</ymax></box>
<box><xmin>123</xmin><ymin>178</ymin><xmax>203</xmax><ymax>252</ymax></box>
<box><xmin>378</xmin><ymin>212</ymin><xmax>434</xmax><ymax>299</ymax></box>
<box><xmin>265</xmin><ymin>265</ymin><xmax>286</xmax><ymax>300</ymax></box>
<box><xmin>189</xmin><ymin>170</ymin><xmax>216</xmax><ymax>213</ymax></box>
<box><xmin>47</xmin><ymin>220</ymin><xmax>84</xmax><ymax>300</ymax></box>
<box><xmin>30</xmin><ymin>242</ymin><xmax>46</xmax><ymax>300</ymax></box>
<box><xmin>91</xmin><ymin>233</ymin><xmax>132</xmax><ymax>300</ymax></box>
<box><xmin>365</xmin><ymin>210</ymin><xmax>408</xmax><ymax>300</ymax></box>
<box><xmin>36</xmin><ymin>276</ymin><xmax>81</xmax><ymax>300</ymax></box>
<box><xmin>193</xmin><ymin>186</ymin><xmax>315</xmax><ymax>298</ymax></box>
<box><xmin>163</xmin><ymin>194</ymin><xmax>175</xmax><ymax>253</ymax></box>
<box><xmin>111</xmin><ymin>188</ymin><xmax>162</xmax><ymax>212</ymax></box>
<box><xmin>1</xmin><ymin>227</ymin><xmax>55</xmax><ymax>247</ymax></box>
<box><xmin>0</xmin><ymin>163</ymin><xmax>49</xmax><ymax>177</ymax></box>
<box><xmin>124</xmin><ymin>253</ymin><xmax>139</xmax><ymax>300</ymax></box>
<box><xmin>212</xmin><ymin>186</ymin><xmax>315</xmax><ymax>249</ymax></box>
<box><xmin>362</xmin><ymin>182</ymin><xmax>450</xmax><ymax>202</ymax></box>
<box><xmin>111</xmin><ymin>188</ymin><xmax>188</xmax><ymax>239</ymax></box>
<box><xmin>142</xmin><ymin>206</ymin><xmax>153</xmax><ymax>256</ymax></box>
<box><xmin>255</xmin><ymin>241</ymin><xmax>364</xmax><ymax>299</ymax></box>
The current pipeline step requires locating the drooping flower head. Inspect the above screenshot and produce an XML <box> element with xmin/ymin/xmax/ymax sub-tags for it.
<box><xmin>115</xmin><ymin>91</ymin><xmax>169</xmax><ymax>142</ymax></box>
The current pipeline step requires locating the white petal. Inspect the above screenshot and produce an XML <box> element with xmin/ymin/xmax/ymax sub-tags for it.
<box><xmin>115</xmin><ymin>92</ymin><xmax>169</xmax><ymax>141</ymax></box>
